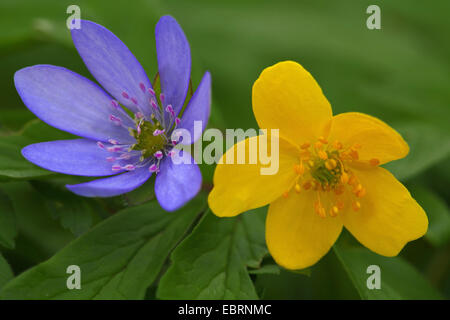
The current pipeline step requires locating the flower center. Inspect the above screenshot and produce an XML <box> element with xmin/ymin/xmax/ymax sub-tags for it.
<box><xmin>95</xmin><ymin>81</ymin><xmax>182</xmax><ymax>174</ymax></box>
<box><xmin>284</xmin><ymin>137</ymin><xmax>380</xmax><ymax>218</ymax></box>
<box><xmin>130</xmin><ymin>120</ymin><xmax>167</xmax><ymax>159</ymax></box>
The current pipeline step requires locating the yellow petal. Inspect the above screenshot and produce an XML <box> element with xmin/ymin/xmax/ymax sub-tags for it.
<box><xmin>328</xmin><ymin>112</ymin><xmax>409</xmax><ymax>165</ymax></box>
<box><xmin>341</xmin><ymin>166</ymin><xmax>428</xmax><ymax>256</ymax></box>
<box><xmin>266</xmin><ymin>190</ymin><xmax>343</xmax><ymax>270</ymax></box>
<box><xmin>208</xmin><ymin>135</ymin><xmax>299</xmax><ymax>217</ymax></box>
<box><xmin>252</xmin><ymin>61</ymin><xmax>332</xmax><ymax>145</ymax></box>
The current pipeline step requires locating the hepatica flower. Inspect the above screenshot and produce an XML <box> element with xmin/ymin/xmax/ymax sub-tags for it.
<box><xmin>209</xmin><ymin>61</ymin><xmax>428</xmax><ymax>269</ymax></box>
<box><xmin>16</xmin><ymin>16</ymin><xmax>211</xmax><ymax>211</ymax></box>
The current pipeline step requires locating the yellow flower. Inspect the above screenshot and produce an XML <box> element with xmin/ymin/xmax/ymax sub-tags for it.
<box><xmin>208</xmin><ymin>61</ymin><xmax>428</xmax><ymax>270</ymax></box>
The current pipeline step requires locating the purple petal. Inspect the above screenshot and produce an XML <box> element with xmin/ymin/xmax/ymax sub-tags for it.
<box><xmin>155</xmin><ymin>151</ymin><xmax>201</xmax><ymax>211</ymax></box>
<box><xmin>14</xmin><ymin>65</ymin><xmax>135</xmax><ymax>144</ymax></box>
<box><xmin>71</xmin><ymin>20</ymin><xmax>152</xmax><ymax>116</ymax></box>
<box><xmin>178</xmin><ymin>71</ymin><xmax>211</xmax><ymax>144</ymax></box>
<box><xmin>66</xmin><ymin>165</ymin><xmax>152</xmax><ymax>197</ymax></box>
<box><xmin>22</xmin><ymin>139</ymin><xmax>123</xmax><ymax>176</ymax></box>
<box><xmin>155</xmin><ymin>15</ymin><xmax>191</xmax><ymax>117</ymax></box>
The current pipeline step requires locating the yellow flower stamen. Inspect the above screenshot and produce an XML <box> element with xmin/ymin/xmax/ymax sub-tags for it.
<box><xmin>352</xmin><ymin>200</ymin><xmax>361</xmax><ymax>212</ymax></box>
<box><xmin>301</xmin><ymin>142</ymin><xmax>310</xmax><ymax>149</ymax></box>
<box><xmin>370</xmin><ymin>158</ymin><xmax>380</xmax><ymax>166</ymax></box>
<box><xmin>330</xmin><ymin>205</ymin><xmax>339</xmax><ymax>217</ymax></box>
<box><xmin>318</xmin><ymin>136</ymin><xmax>328</xmax><ymax>144</ymax></box>
<box><xmin>340</xmin><ymin>171</ymin><xmax>349</xmax><ymax>184</ymax></box>
<box><xmin>293</xmin><ymin>163</ymin><xmax>305</xmax><ymax>175</ymax></box>
<box><xmin>294</xmin><ymin>138</ymin><xmax>368</xmax><ymax>218</ymax></box>
<box><xmin>318</xmin><ymin>150</ymin><xmax>328</xmax><ymax>160</ymax></box>
<box><xmin>332</xmin><ymin>140</ymin><xmax>343</xmax><ymax>150</ymax></box>
<box><xmin>303</xmin><ymin>181</ymin><xmax>312</xmax><ymax>190</ymax></box>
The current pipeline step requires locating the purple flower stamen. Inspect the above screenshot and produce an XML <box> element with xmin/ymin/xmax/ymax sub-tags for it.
<box><xmin>109</xmin><ymin>114</ymin><xmax>122</xmax><ymax>126</ymax></box>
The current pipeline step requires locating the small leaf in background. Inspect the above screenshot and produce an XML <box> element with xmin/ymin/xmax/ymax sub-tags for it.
<box><xmin>30</xmin><ymin>181</ymin><xmax>100</xmax><ymax>236</ymax></box>
<box><xmin>0</xmin><ymin>135</ymin><xmax>52</xmax><ymax>181</ymax></box>
<box><xmin>248</xmin><ymin>264</ymin><xmax>280</xmax><ymax>276</ymax></box>
<box><xmin>157</xmin><ymin>208</ymin><xmax>267</xmax><ymax>299</ymax></box>
<box><xmin>408</xmin><ymin>185</ymin><xmax>450</xmax><ymax>247</ymax></box>
<box><xmin>0</xmin><ymin>119</ymin><xmax>77</xmax><ymax>182</ymax></box>
<box><xmin>0</xmin><ymin>182</ymin><xmax>76</xmax><ymax>265</ymax></box>
<box><xmin>0</xmin><ymin>190</ymin><xmax>17</xmax><ymax>249</ymax></box>
<box><xmin>333</xmin><ymin>241</ymin><xmax>442</xmax><ymax>300</ymax></box>
<box><xmin>0</xmin><ymin>195</ymin><xmax>206</xmax><ymax>299</ymax></box>
<box><xmin>20</xmin><ymin>119</ymin><xmax>75</xmax><ymax>142</ymax></box>
<box><xmin>0</xmin><ymin>254</ymin><xmax>14</xmax><ymax>289</ymax></box>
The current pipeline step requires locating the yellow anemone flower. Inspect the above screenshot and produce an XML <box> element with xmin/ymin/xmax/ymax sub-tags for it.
<box><xmin>208</xmin><ymin>61</ymin><xmax>428</xmax><ymax>270</ymax></box>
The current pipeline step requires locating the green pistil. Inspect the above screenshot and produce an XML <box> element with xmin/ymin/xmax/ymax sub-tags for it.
<box><xmin>130</xmin><ymin>121</ymin><xmax>166</xmax><ymax>159</ymax></box>
<box><xmin>310</xmin><ymin>152</ymin><xmax>342</xmax><ymax>187</ymax></box>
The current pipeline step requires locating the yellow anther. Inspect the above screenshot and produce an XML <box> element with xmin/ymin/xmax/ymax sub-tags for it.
<box><xmin>314</xmin><ymin>201</ymin><xmax>326</xmax><ymax>218</ymax></box>
<box><xmin>340</xmin><ymin>172</ymin><xmax>349</xmax><ymax>184</ymax></box>
<box><xmin>348</xmin><ymin>174</ymin><xmax>357</xmax><ymax>186</ymax></box>
<box><xmin>282</xmin><ymin>191</ymin><xmax>289</xmax><ymax>198</ymax></box>
<box><xmin>295</xmin><ymin>184</ymin><xmax>301</xmax><ymax>193</ymax></box>
<box><xmin>352</xmin><ymin>201</ymin><xmax>361</xmax><ymax>212</ymax></box>
<box><xmin>318</xmin><ymin>150</ymin><xmax>328</xmax><ymax>160</ymax></box>
<box><xmin>330</xmin><ymin>206</ymin><xmax>339</xmax><ymax>217</ymax></box>
<box><xmin>356</xmin><ymin>187</ymin><xmax>366</xmax><ymax>198</ymax></box>
<box><xmin>301</xmin><ymin>142</ymin><xmax>311</xmax><ymax>149</ymax></box>
<box><xmin>319</xmin><ymin>207</ymin><xmax>326</xmax><ymax>218</ymax></box>
<box><xmin>336</xmin><ymin>199</ymin><xmax>345</xmax><ymax>210</ymax></box>
<box><xmin>308</xmin><ymin>160</ymin><xmax>315</xmax><ymax>167</ymax></box>
<box><xmin>303</xmin><ymin>181</ymin><xmax>312</xmax><ymax>190</ymax></box>
<box><xmin>293</xmin><ymin>164</ymin><xmax>304</xmax><ymax>175</ymax></box>
<box><xmin>315</xmin><ymin>141</ymin><xmax>323</xmax><ymax>149</ymax></box>
<box><xmin>300</xmin><ymin>150</ymin><xmax>310</xmax><ymax>158</ymax></box>
<box><xmin>333</xmin><ymin>140</ymin><xmax>343</xmax><ymax>150</ymax></box>
<box><xmin>370</xmin><ymin>158</ymin><xmax>380</xmax><ymax>166</ymax></box>
<box><xmin>353</xmin><ymin>184</ymin><xmax>363</xmax><ymax>194</ymax></box>
<box><xmin>352</xmin><ymin>143</ymin><xmax>362</xmax><ymax>150</ymax></box>
<box><xmin>318</xmin><ymin>136</ymin><xmax>328</xmax><ymax>144</ymax></box>
<box><xmin>349</xmin><ymin>149</ymin><xmax>359</xmax><ymax>160</ymax></box>
<box><xmin>334</xmin><ymin>185</ymin><xmax>345</xmax><ymax>195</ymax></box>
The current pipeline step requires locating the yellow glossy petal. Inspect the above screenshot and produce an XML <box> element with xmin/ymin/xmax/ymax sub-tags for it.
<box><xmin>208</xmin><ymin>135</ymin><xmax>299</xmax><ymax>217</ymax></box>
<box><xmin>341</xmin><ymin>166</ymin><xmax>428</xmax><ymax>256</ymax></box>
<box><xmin>252</xmin><ymin>61</ymin><xmax>332</xmax><ymax>145</ymax></box>
<box><xmin>266</xmin><ymin>190</ymin><xmax>343</xmax><ymax>270</ymax></box>
<box><xmin>328</xmin><ymin>112</ymin><xmax>409</xmax><ymax>165</ymax></box>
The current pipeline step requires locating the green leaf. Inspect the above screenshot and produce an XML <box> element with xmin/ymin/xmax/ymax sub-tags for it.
<box><xmin>333</xmin><ymin>241</ymin><xmax>442</xmax><ymax>300</ymax></box>
<box><xmin>0</xmin><ymin>195</ymin><xmax>206</xmax><ymax>300</ymax></box>
<box><xmin>0</xmin><ymin>254</ymin><xmax>14</xmax><ymax>289</ymax></box>
<box><xmin>0</xmin><ymin>119</ymin><xmax>78</xmax><ymax>182</ymax></box>
<box><xmin>157</xmin><ymin>208</ymin><xmax>267</xmax><ymax>299</ymax></box>
<box><xmin>20</xmin><ymin>119</ymin><xmax>75</xmax><ymax>142</ymax></box>
<box><xmin>0</xmin><ymin>182</ymin><xmax>76</xmax><ymax>263</ymax></box>
<box><xmin>0</xmin><ymin>135</ymin><xmax>52</xmax><ymax>181</ymax></box>
<box><xmin>0</xmin><ymin>190</ymin><xmax>17</xmax><ymax>249</ymax></box>
<box><xmin>248</xmin><ymin>264</ymin><xmax>280</xmax><ymax>275</ymax></box>
<box><xmin>409</xmin><ymin>185</ymin><xmax>450</xmax><ymax>247</ymax></box>
<box><xmin>30</xmin><ymin>180</ymin><xmax>99</xmax><ymax>236</ymax></box>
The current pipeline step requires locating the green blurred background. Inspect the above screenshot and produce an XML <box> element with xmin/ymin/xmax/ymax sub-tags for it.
<box><xmin>0</xmin><ymin>0</ymin><xmax>449</xmax><ymax>299</ymax></box>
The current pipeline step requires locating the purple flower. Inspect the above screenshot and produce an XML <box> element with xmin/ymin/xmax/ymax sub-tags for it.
<box><xmin>15</xmin><ymin>16</ymin><xmax>211</xmax><ymax>211</ymax></box>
